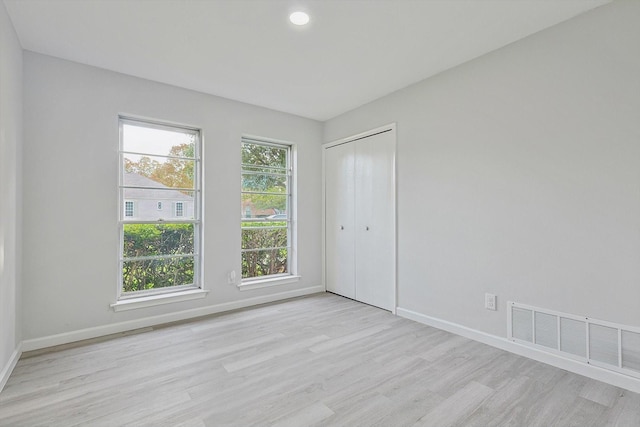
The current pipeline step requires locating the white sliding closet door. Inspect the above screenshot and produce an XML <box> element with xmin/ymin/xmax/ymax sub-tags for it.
<box><xmin>324</xmin><ymin>125</ymin><xmax>396</xmax><ymax>312</ymax></box>
<box><xmin>354</xmin><ymin>131</ymin><xmax>395</xmax><ymax>311</ymax></box>
<box><xmin>325</xmin><ymin>142</ymin><xmax>356</xmax><ymax>299</ymax></box>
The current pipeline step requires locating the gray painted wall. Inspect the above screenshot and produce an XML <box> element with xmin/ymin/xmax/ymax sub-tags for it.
<box><xmin>0</xmin><ymin>0</ymin><xmax>22</xmax><ymax>383</ymax></box>
<box><xmin>22</xmin><ymin>52</ymin><xmax>323</xmax><ymax>340</ymax></box>
<box><xmin>324</xmin><ymin>1</ymin><xmax>640</xmax><ymax>336</ymax></box>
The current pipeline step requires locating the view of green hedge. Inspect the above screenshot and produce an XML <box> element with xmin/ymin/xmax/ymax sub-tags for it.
<box><xmin>122</xmin><ymin>221</ymin><xmax>288</xmax><ymax>291</ymax></box>
<box><xmin>241</xmin><ymin>221</ymin><xmax>288</xmax><ymax>278</ymax></box>
<box><xmin>122</xmin><ymin>224</ymin><xmax>194</xmax><ymax>292</ymax></box>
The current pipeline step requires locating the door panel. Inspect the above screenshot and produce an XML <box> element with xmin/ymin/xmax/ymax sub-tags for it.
<box><xmin>325</xmin><ymin>143</ymin><xmax>356</xmax><ymax>299</ymax></box>
<box><xmin>355</xmin><ymin>131</ymin><xmax>395</xmax><ymax>311</ymax></box>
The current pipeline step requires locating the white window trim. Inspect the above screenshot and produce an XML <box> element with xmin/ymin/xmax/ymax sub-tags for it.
<box><xmin>117</xmin><ymin>116</ymin><xmax>203</xmax><ymax>305</ymax></box>
<box><xmin>240</xmin><ymin>136</ymin><xmax>297</xmax><ymax>282</ymax></box>
<box><xmin>111</xmin><ymin>288</ymin><xmax>209</xmax><ymax>312</ymax></box>
<box><xmin>237</xmin><ymin>274</ymin><xmax>301</xmax><ymax>291</ymax></box>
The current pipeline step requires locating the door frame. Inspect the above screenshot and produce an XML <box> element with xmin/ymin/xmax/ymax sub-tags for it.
<box><xmin>322</xmin><ymin>123</ymin><xmax>397</xmax><ymax>314</ymax></box>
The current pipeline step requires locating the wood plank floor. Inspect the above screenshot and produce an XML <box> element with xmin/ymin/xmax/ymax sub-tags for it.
<box><xmin>1</xmin><ymin>293</ymin><xmax>639</xmax><ymax>426</ymax></box>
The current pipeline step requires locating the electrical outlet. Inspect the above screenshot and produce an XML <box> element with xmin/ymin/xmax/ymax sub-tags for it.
<box><xmin>485</xmin><ymin>293</ymin><xmax>497</xmax><ymax>311</ymax></box>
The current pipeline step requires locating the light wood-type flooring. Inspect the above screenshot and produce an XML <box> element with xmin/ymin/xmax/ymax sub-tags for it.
<box><xmin>1</xmin><ymin>293</ymin><xmax>639</xmax><ymax>426</ymax></box>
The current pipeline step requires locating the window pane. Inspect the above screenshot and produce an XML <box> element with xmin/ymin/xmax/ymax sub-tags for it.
<box><xmin>241</xmin><ymin>193</ymin><xmax>287</xmax><ymax>219</ymax></box>
<box><xmin>175</xmin><ymin>202</ymin><xmax>184</xmax><ymax>217</ymax></box>
<box><xmin>122</xmin><ymin>256</ymin><xmax>194</xmax><ymax>292</ymax></box>
<box><xmin>241</xmin><ymin>139</ymin><xmax>291</xmax><ymax>281</ymax></box>
<box><xmin>125</xmin><ymin>201</ymin><xmax>134</xmax><ymax>217</ymax></box>
<box><xmin>241</xmin><ymin>173</ymin><xmax>287</xmax><ymax>193</ymax></box>
<box><xmin>241</xmin><ymin>143</ymin><xmax>287</xmax><ymax>170</ymax></box>
<box><xmin>242</xmin><ymin>227</ymin><xmax>287</xmax><ymax>250</ymax></box>
<box><xmin>242</xmin><ymin>248</ymin><xmax>288</xmax><ymax>279</ymax></box>
<box><xmin>121</xmin><ymin>188</ymin><xmax>194</xmax><ymax>220</ymax></box>
<box><xmin>123</xmin><ymin>224</ymin><xmax>194</xmax><ymax>258</ymax></box>
<box><xmin>123</xmin><ymin>155</ymin><xmax>195</xmax><ymax>189</ymax></box>
<box><xmin>122</xmin><ymin>124</ymin><xmax>196</xmax><ymax>158</ymax></box>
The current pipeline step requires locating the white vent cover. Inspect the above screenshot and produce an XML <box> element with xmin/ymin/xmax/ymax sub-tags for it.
<box><xmin>622</xmin><ymin>331</ymin><xmax>640</xmax><ymax>372</ymax></box>
<box><xmin>560</xmin><ymin>317</ymin><xmax>586</xmax><ymax>357</ymax></box>
<box><xmin>508</xmin><ymin>302</ymin><xmax>640</xmax><ymax>379</ymax></box>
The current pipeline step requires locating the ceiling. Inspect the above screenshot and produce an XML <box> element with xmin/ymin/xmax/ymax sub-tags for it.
<box><xmin>3</xmin><ymin>0</ymin><xmax>609</xmax><ymax>121</ymax></box>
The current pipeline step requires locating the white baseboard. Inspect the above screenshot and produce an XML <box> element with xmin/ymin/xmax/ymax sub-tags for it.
<box><xmin>22</xmin><ymin>286</ymin><xmax>324</xmax><ymax>352</ymax></box>
<box><xmin>0</xmin><ymin>342</ymin><xmax>22</xmax><ymax>393</ymax></box>
<box><xmin>396</xmin><ymin>307</ymin><xmax>640</xmax><ymax>394</ymax></box>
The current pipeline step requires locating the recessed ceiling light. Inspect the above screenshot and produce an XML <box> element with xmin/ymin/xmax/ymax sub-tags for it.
<box><xmin>289</xmin><ymin>11</ymin><xmax>310</xmax><ymax>26</ymax></box>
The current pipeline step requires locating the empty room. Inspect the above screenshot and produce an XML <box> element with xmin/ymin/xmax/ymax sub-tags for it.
<box><xmin>1</xmin><ymin>0</ymin><xmax>640</xmax><ymax>425</ymax></box>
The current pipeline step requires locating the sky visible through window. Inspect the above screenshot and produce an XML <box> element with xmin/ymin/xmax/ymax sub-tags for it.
<box><xmin>123</xmin><ymin>124</ymin><xmax>194</xmax><ymax>162</ymax></box>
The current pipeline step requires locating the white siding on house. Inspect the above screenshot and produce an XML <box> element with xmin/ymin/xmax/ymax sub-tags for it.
<box><xmin>123</xmin><ymin>172</ymin><xmax>195</xmax><ymax>220</ymax></box>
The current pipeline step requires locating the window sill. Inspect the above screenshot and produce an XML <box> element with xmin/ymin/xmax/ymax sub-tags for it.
<box><xmin>110</xmin><ymin>289</ymin><xmax>209</xmax><ymax>312</ymax></box>
<box><xmin>238</xmin><ymin>275</ymin><xmax>301</xmax><ymax>291</ymax></box>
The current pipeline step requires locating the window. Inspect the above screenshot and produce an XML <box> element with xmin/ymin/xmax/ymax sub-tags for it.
<box><xmin>241</xmin><ymin>139</ymin><xmax>293</xmax><ymax>281</ymax></box>
<box><xmin>124</xmin><ymin>201</ymin><xmax>134</xmax><ymax>217</ymax></box>
<box><xmin>119</xmin><ymin>117</ymin><xmax>201</xmax><ymax>298</ymax></box>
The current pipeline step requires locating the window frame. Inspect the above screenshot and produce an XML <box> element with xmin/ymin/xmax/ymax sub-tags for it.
<box><xmin>117</xmin><ymin>116</ymin><xmax>203</xmax><ymax>301</ymax></box>
<box><xmin>124</xmin><ymin>200</ymin><xmax>135</xmax><ymax>217</ymax></box>
<box><xmin>240</xmin><ymin>137</ymin><xmax>297</xmax><ymax>285</ymax></box>
<box><xmin>175</xmin><ymin>201</ymin><xmax>184</xmax><ymax>217</ymax></box>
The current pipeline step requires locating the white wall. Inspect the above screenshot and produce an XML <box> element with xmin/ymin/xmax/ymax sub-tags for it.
<box><xmin>0</xmin><ymin>0</ymin><xmax>22</xmax><ymax>388</ymax></box>
<box><xmin>324</xmin><ymin>1</ymin><xmax>640</xmax><ymax>337</ymax></box>
<box><xmin>22</xmin><ymin>52</ymin><xmax>323</xmax><ymax>342</ymax></box>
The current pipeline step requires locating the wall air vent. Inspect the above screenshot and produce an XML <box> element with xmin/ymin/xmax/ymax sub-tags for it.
<box><xmin>508</xmin><ymin>302</ymin><xmax>640</xmax><ymax>379</ymax></box>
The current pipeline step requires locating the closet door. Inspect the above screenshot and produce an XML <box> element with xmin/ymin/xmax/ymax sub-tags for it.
<box><xmin>354</xmin><ymin>131</ymin><xmax>395</xmax><ymax>311</ymax></box>
<box><xmin>325</xmin><ymin>142</ymin><xmax>356</xmax><ymax>299</ymax></box>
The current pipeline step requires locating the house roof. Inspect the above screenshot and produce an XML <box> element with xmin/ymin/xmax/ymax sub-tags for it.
<box><xmin>123</xmin><ymin>172</ymin><xmax>193</xmax><ymax>201</ymax></box>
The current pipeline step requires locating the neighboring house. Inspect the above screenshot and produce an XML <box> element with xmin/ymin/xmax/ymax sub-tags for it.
<box><xmin>241</xmin><ymin>200</ymin><xmax>279</xmax><ymax>219</ymax></box>
<box><xmin>123</xmin><ymin>172</ymin><xmax>194</xmax><ymax>220</ymax></box>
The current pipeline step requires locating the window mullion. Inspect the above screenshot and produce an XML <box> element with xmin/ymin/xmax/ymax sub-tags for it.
<box><xmin>121</xmin><ymin>150</ymin><xmax>197</xmax><ymax>161</ymax></box>
<box><xmin>241</xmin><ymin>246</ymin><xmax>289</xmax><ymax>253</ymax></box>
<box><xmin>123</xmin><ymin>253</ymin><xmax>195</xmax><ymax>262</ymax></box>
<box><xmin>241</xmin><ymin>190</ymin><xmax>287</xmax><ymax>196</ymax></box>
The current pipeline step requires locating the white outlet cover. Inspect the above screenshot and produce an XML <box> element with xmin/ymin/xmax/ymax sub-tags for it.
<box><xmin>485</xmin><ymin>293</ymin><xmax>497</xmax><ymax>311</ymax></box>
